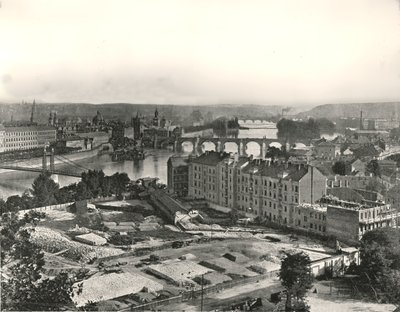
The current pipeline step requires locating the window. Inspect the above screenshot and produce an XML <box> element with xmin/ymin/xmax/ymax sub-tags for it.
<box><xmin>304</xmin><ymin>216</ymin><xmax>307</xmax><ymax>222</ymax></box>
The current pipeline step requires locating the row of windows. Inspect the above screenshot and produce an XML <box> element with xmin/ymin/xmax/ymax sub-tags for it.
<box><xmin>5</xmin><ymin>131</ymin><xmax>38</xmax><ymax>136</ymax></box>
<box><xmin>4</xmin><ymin>142</ymin><xmax>37</xmax><ymax>148</ymax></box>
<box><xmin>5</xmin><ymin>137</ymin><xmax>36</xmax><ymax>142</ymax></box>
<box><xmin>238</xmin><ymin>177</ymin><xmax>299</xmax><ymax>192</ymax></box>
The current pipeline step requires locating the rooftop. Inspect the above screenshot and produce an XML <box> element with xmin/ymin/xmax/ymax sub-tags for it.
<box><xmin>168</xmin><ymin>156</ymin><xmax>189</xmax><ymax>168</ymax></box>
<box><xmin>4</xmin><ymin>125</ymin><xmax>56</xmax><ymax>131</ymax></box>
<box><xmin>190</xmin><ymin>151</ymin><xmax>230</xmax><ymax>166</ymax></box>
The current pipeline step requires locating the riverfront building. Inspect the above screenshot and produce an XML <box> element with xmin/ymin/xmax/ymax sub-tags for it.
<box><xmin>0</xmin><ymin>125</ymin><xmax>56</xmax><ymax>152</ymax></box>
<box><xmin>187</xmin><ymin>151</ymin><xmax>327</xmax><ymax>220</ymax></box>
<box><xmin>168</xmin><ymin>151</ymin><xmax>399</xmax><ymax>244</ymax></box>
<box><xmin>167</xmin><ymin>156</ymin><xmax>190</xmax><ymax>197</ymax></box>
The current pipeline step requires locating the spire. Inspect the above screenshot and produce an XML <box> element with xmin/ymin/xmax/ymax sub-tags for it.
<box><xmin>359</xmin><ymin>109</ymin><xmax>363</xmax><ymax>130</ymax></box>
<box><xmin>155</xmin><ymin>107</ymin><xmax>159</xmax><ymax>118</ymax></box>
<box><xmin>30</xmin><ymin>99</ymin><xmax>36</xmax><ymax>124</ymax></box>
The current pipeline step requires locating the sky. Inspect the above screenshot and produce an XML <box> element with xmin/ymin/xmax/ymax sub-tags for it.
<box><xmin>0</xmin><ymin>0</ymin><xmax>400</xmax><ymax>106</ymax></box>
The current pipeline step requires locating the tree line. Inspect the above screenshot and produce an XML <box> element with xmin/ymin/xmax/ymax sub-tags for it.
<box><xmin>0</xmin><ymin>170</ymin><xmax>130</xmax><ymax>214</ymax></box>
<box><xmin>277</xmin><ymin>118</ymin><xmax>335</xmax><ymax>142</ymax></box>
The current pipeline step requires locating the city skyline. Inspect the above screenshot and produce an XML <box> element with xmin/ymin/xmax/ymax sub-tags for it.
<box><xmin>1</xmin><ymin>0</ymin><xmax>400</xmax><ymax>105</ymax></box>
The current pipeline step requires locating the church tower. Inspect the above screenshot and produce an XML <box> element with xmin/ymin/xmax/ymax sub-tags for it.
<box><xmin>30</xmin><ymin>99</ymin><xmax>36</xmax><ymax>124</ymax></box>
<box><xmin>153</xmin><ymin>108</ymin><xmax>160</xmax><ymax>127</ymax></box>
<box><xmin>132</xmin><ymin>112</ymin><xmax>142</xmax><ymax>140</ymax></box>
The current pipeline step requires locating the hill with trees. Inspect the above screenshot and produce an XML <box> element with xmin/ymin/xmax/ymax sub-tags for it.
<box><xmin>297</xmin><ymin>102</ymin><xmax>400</xmax><ymax>120</ymax></box>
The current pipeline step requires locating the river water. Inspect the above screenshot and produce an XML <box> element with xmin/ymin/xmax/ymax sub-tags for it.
<box><xmin>0</xmin><ymin>127</ymin><xmax>337</xmax><ymax>199</ymax></box>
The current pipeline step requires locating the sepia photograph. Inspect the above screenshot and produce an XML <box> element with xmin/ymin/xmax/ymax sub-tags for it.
<box><xmin>1</xmin><ymin>1</ymin><xmax>400</xmax><ymax>311</ymax></box>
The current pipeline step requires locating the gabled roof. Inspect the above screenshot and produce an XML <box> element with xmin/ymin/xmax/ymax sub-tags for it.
<box><xmin>168</xmin><ymin>156</ymin><xmax>189</xmax><ymax>167</ymax></box>
<box><xmin>190</xmin><ymin>151</ymin><xmax>230</xmax><ymax>166</ymax></box>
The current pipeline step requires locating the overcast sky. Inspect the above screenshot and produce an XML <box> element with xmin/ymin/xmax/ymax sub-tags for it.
<box><xmin>0</xmin><ymin>0</ymin><xmax>400</xmax><ymax>105</ymax></box>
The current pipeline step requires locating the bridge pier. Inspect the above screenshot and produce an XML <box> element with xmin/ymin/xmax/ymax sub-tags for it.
<box><xmin>216</xmin><ymin>141</ymin><xmax>224</xmax><ymax>153</ymax></box>
<box><xmin>50</xmin><ymin>148</ymin><xmax>55</xmax><ymax>171</ymax></box>
<box><xmin>239</xmin><ymin>140</ymin><xmax>246</xmax><ymax>157</ymax></box>
<box><xmin>42</xmin><ymin>150</ymin><xmax>47</xmax><ymax>171</ymax></box>
<box><xmin>260</xmin><ymin>142</ymin><xmax>267</xmax><ymax>159</ymax></box>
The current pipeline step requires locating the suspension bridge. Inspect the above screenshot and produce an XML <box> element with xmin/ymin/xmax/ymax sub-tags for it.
<box><xmin>0</xmin><ymin>148</ymin><xmax>90</xmax><ymax>178</ymax></box>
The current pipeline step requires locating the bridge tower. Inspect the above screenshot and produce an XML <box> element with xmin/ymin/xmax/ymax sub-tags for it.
<box><xmin>50</xmin><ymin>148</ymin><xmax>55</xmax><ymax>171</ymax></box>
<box><xmin>42</xmin><ymin>147</ymin><xmax>55</xmax><ymax>172</ymax></box>
<box><xmin>42</xmin><ymin>147</ymin><xmax>47</xmax><ymax>171</ymax></box>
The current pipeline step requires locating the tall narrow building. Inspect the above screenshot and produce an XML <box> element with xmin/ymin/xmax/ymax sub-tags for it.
<box><xmin>30</xmin><ymin>99</ymin><xmax>36</xmax><ymax>124</ymax></box>
<box><xmin>359</xmin><ymin>110</ymin><xmax>364</xmax><ymax>130</ymax></box>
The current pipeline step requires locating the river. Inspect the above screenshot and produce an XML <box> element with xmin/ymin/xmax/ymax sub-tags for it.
<box><xmin>0</xmin><ymin>127</ymin><xmax>339</xmax><ymax>199</ymax></box>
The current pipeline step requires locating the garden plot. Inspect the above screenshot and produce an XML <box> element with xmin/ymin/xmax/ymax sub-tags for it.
<box><xmin>147</xmin><ymin>260</ymin><xmax>213</xmax><ymax>286</ymax></box>
<box><xmin>29</xmin><ymin>226</ymin><xmax>124</xmax><ymax>262</ymax></box>
<box><xmin>72</xmin><ymin>272</ymin><xmax>163</xmax><ymax>307</ymax></box>
<box><xmin>199</xmin><ymin>257</ymin><xmax>258</xmax><ymax>278</ymax></box>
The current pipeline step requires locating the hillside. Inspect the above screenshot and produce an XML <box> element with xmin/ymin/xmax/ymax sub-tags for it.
<box><xmin>298</xmin><ymin>102</ymin><xmax>400</xmax><ymax>120</ymax></box>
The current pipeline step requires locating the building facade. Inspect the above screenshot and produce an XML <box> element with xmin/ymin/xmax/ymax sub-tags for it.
<box><xmin>167</xmin><ymin>156</ymin><xmax>190</xmax><ymax>197</ymax></box>
<box><xmin>313</xmin><ymin>142</ymin><xmax>341</xmax><ymax>160</ymax></box>
<box><xmin>187</xmin><ymin>152</ymin><xmax>327</xmax><ymax>222</ymax></box>
<box><xmin>1</xmin><ymin>126</ymin><xmax>57</xmax><ymax>152</ymax></box>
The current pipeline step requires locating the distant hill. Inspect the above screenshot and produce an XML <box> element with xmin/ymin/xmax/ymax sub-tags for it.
<box><xmin>0</xmin><ymin>102</ymin><xmax>286</xmax><ymax>125</ymax></box>
<box><xmin>297</xmin><ymin>102</ymin><xmax>400</xmax><ymax>120</ymax></box>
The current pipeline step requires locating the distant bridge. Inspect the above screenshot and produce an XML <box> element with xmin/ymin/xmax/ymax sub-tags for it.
<box><xmin>238</xmin><ymin>119</ymin><xmax>276</xmax><ymax>127</ymax></box>
<box><xmin>173</xmin><ymin>137</ymin><xmax>311</xmax><ymax>157</ymax></box>
<box><xmin>0</xmin><ymin>148</ymin><xmax>89</xmax><ymax>178</ymax></box>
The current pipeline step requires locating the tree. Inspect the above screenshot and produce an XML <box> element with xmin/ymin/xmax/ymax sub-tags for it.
<box><xmin>265</xmin><ymin>146</ymin><xmax>288</xmax><ymax>161</ymax></box>
<box><xmin>332</xmin><ymin>161</ymin><xmax>347</xmax><ymax>176</ymax></box>
<box><xmin>279</xmin><ymin>252</ymin><xmax>313</xmax><ymax>311</ymax></box>
<box><xmin>1</xmin><ymin>210</ymin><xmax>76</xmax><ymax>311</ymax></box>
<box><xmin>30</xmin><ymin>171</ymin><xmax>59</xmax><ymax>207</ymax></box>
<box><xmin>359</xmin><ymin>228</ymin><xmax>400</xmax><ymax>306</ymax></box>
<box><xmin>109</xmin><ymin>172</ymin><xmax>130</xmax><ymax>197</ymax></box>
<box><xmin>360</xmin><ymin>228</ymin><xmax>400</xmax><ymax>280</ymax></box>
<box><xmin>366</xmin><ymin>159</ymin><xmax>381</xmax><ymax>177</ymax></box>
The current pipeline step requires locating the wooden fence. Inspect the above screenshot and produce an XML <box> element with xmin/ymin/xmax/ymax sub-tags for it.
<box><xmin>119</xmin><ymin>270</ymin><xmax>279</xmax><ymax>311</ymax></box>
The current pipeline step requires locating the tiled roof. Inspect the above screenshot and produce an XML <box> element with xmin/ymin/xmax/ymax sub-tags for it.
<box><xmin>168</xmin><ymin>156</ymin><xmax>189</xmax><ymax>167</ymax></box>
<box><xmin>241</xmin><ymin>160</ymin><xmax>311</xmax><ymax>181</ymax></box>
<box><xmin>4</xmin><ymin>125</ymin><xmax>55</xmax><ymax>131</ymax></box>
<box><xmin>190</xmin><ymin>151</ymin><xmax>230</xmax><ymax>166</ymax></box>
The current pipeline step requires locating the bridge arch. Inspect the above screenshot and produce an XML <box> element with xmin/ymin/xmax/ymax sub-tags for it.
<box><xmin>223</xmin><ymin>141</ymin><xmax>239</xmax><ymax>154</ymax></box>
<box><xmin>245</xmin><ymin>140</ymin><xmax>262</xmax><ymax>157</ymax></box>
<box><xmin>179</xmin><ymin>140</ymin><xmax>195</xmax><ymax>153</ymax></box>
<box><xmin>201</xmin><ymin>140</ymin><xmax>217</xmax><ymax>152</ymax></box>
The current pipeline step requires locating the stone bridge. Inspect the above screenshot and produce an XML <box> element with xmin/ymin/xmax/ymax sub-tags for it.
<box><xmin>238</xmin><ymin>119</ymin><xmax>275</xmax><ymax>125</ymax></box>
<box><xmin>174</xmin><ymin>137</ymin><xmax>310</xmax><ymax>158</ymax></box>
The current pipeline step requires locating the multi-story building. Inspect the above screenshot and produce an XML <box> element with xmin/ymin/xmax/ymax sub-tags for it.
<box><xmin>292</xmin><ymin>203</ymin><xmax>327</xmax><ymax>234</ymax></box>
<box><xmin>76</xmin><ymin>131</ymin><xmax>110</xmax><ymax>149</ymax></box>
<box><xmin>313</xmin><ymin>141</ymin><xmax>341</xmax><ymax>160</ymax></box>
<box><xmin>235</xmin><ymin>160</ymin><xmax>327</xmax><ymax>223</ymax></box>
<box><xmin>187</xmin><ymin>151</ymin><xmax>327</xmax><ymax>222</ymax></box>
<box><xmin>1</xmin><ymin>126</ymin><xmax>57</xmax><ymax>152</ymax></box>
<box><xmin>188</xmin><ymin>151</ymin><xmax>230</xmax><ymax>202</ymax></box>
<box><xmin>326</xmin><ymin>201</ymin><xmax>397</xmax><ymax>244</ymax></box>
<box><xmin>174</xmin><ymin>151</ymin><xmax>399</xmax><ymax>245</ymax></box>
<box><xmin>167</xmin><ymin>156</ymin><xmax>190</xmax><ymax>197</ymax></box>
<box><xmin>0</xmin><ymin>124</ymin><xmax>5</xmax><ymax>153</ymax></box>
